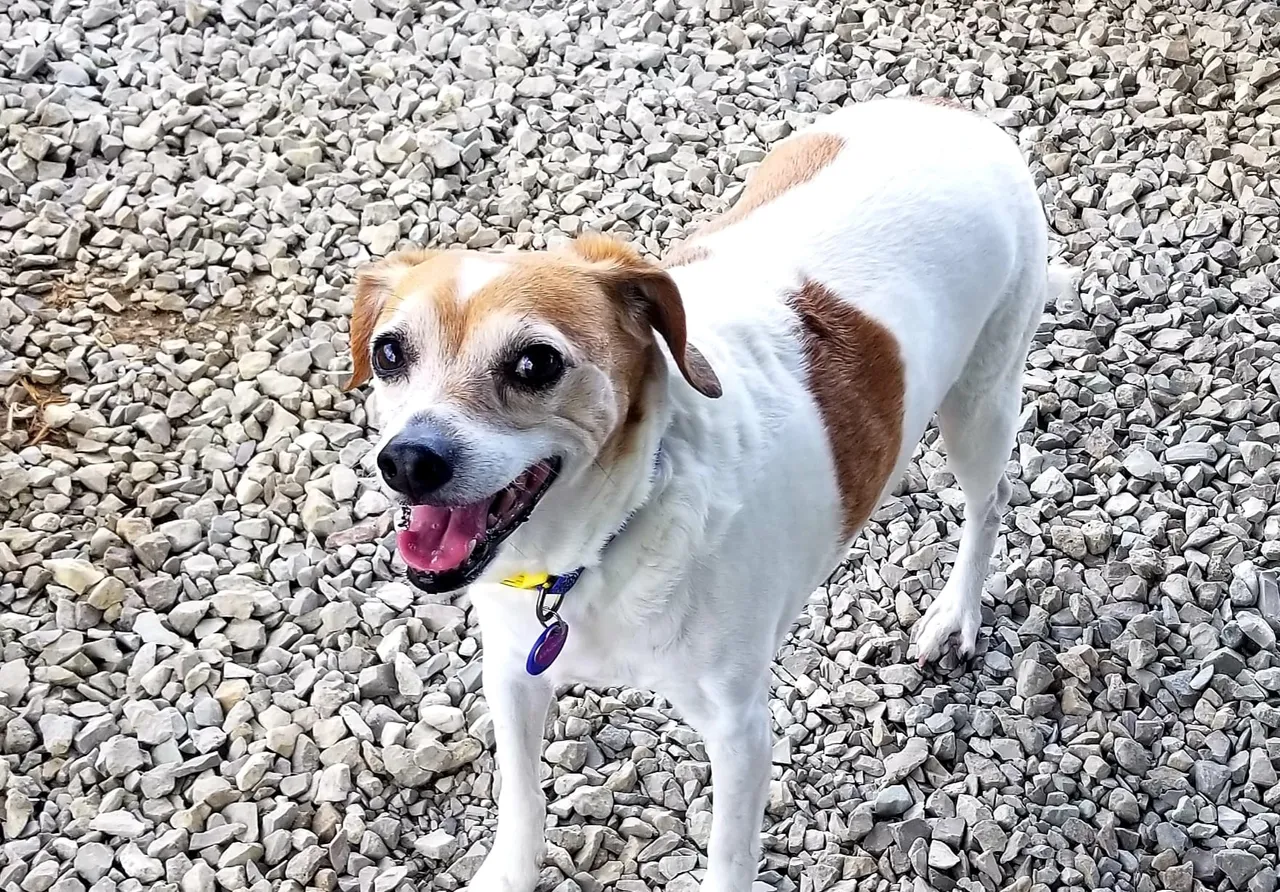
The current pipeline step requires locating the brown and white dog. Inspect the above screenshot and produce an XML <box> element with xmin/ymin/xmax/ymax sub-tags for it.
<box><xmin>345</xmin><ymin>99</ymin><xmax>1065</xmax><ymax>891</ymax></box>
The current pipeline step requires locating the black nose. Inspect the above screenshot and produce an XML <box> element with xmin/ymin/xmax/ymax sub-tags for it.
<box><xmin>377</xmin><ymin>429</ymin><xmax>455</xmax><ymax>501</ymax></box>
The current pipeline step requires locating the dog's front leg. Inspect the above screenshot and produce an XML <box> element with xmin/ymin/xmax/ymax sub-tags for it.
<box><xmin>693</xmin><ymin>696</ymin><xmax>773</xmax><ymax>892</ymax></box>
<box><xmin>469</xmin><ymin>656</ymin><xmax>553</xmax><ymax>892</ymax></box>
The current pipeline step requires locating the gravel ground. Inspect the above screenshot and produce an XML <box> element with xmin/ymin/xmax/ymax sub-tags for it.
<box><xmin>3</xmin><ymin>1</ymin><xmax>1280</xmax><ymax>891</ymax></box>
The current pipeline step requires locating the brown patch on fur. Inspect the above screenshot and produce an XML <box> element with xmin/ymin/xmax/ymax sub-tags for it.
<box><xmin>697</xmin><ymin>132</ymin><xmax>844</xmax><ymax>238</ymax></box>
<box><xmin>506</xmin><ymin>248</ymin><xmax>665</xmax><ymax>472</ymax></box>
<box><xmin>597</xmin><ymin>340</ymin><xmax>660</xmax><ymax>472</ymax></box>
<box><xmin>345</xmin><ymin>249</ymin><xmax>444</xmax><ymax>389</ymax></box>
<box><xmin>438</xmin><ymin>253</ymin><xmax>629</xmax><ymax>364</ymax></box>
<box><xmin>789</xmin><ymin>280</ymin><xmax>905</xmax><ymax>538</ymax></box>
<box><xmin>662</xmin><ymin>243</ymin><xmax>710</xmax><ymax>268</ymax></box>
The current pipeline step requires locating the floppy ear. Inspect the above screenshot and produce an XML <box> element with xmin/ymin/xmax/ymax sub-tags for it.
<box><xmin>345</xmin><ymin>250</ymin><xmax>438</xmax><ymax>390</ymax></box>
<box><xmin>572</xmin><ymin>233</ymin><xmax>722</xmax><ymax>398</ymax></box>
<box><xmin>615</xmin><ymin>271</ymin><xmax>723</xmax><ymax>399</ymax></box>
<box><xmin>345</xmin><ymin>266</ymin><xmax>387</xmax><ymax>390</ymax></box>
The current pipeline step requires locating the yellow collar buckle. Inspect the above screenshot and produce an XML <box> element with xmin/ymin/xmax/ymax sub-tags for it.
<box><xmin>502</xmin><ymin>572</ymin><xmax>551</xmax><ymax>591</ymax></box>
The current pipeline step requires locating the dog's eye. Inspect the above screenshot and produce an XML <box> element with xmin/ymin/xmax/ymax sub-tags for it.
<box><xmin>372</xmin><ymin>337</ymin><xmax>406</xmax><ymax>376</ymax></box>
<box><xmin>507</xmin><ymin>344</ymin><xmax>565</xmax><ymax>390</ymax></box>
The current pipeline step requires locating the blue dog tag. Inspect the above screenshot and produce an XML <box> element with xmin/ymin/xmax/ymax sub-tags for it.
<box><xmin>526</xmin><ymin>619</ymin><xmax>569</xmax><ymax>676</ymax></box>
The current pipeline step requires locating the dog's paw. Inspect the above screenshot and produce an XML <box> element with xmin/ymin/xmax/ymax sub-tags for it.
<box><xmin>466</xmin><ymin>848</ymin><xmax>540</xmax><ymax>892</ymax></box>
<box><xmin>912</xmin><ymin>592</ymin><xmax>980</xmax><ymax>667</ymax></box>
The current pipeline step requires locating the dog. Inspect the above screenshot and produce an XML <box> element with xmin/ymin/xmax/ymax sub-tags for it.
<box><xmin>344</xmin><ymin>98</ymin><xmax>1063</xmax><ymax>891</ymax></box>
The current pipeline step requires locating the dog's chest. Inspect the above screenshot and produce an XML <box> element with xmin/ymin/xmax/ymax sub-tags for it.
<box><xmin>471</xmin><ymin>568</ymin><xmax>689</xmax><ymax>690</ymax></box>
<box><xmin>546</xmin><ymin>573</ymin><xmax>695</xmax><ymax>690</ymax></box>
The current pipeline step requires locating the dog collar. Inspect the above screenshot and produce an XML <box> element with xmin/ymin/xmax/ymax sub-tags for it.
<box><xmin>499</xmin><ymin>445</ymin><xmax>663</xmax><ymax>677</ymax></box>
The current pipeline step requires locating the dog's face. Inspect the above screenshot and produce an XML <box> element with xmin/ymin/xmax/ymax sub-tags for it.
<box><xmin>344</xmin><ymin>234</ymin><xmax>720</xmax><ymax>592</ymax></box>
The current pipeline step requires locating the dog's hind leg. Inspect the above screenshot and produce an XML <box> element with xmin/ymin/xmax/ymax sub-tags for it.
<box><xmin>913</xmin><ymin>391</ymin><xmax>1015</xmax><ymax>665</ymax></box>
<box><xmin>913</xmin><ymin>267</ymin><xmax>1048</xmax><ymax>665</ymax></box>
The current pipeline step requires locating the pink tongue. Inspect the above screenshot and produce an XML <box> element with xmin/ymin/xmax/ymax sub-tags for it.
<box><xmin>398</xmin><ymin>504</ymin><xmax>488</xmax><ymax>573</ymax></box>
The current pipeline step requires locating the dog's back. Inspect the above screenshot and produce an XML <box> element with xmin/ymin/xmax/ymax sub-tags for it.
<box><xmin>667</xmin><ymin>98</ymin><xmax>1050</xmax><ymax>547</ymax></box>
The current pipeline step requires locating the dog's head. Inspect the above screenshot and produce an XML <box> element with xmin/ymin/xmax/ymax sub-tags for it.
<box><xmin>344</xmin><ymin>234</ymin><xmax>721</xmax><ymax>592</ymax></box>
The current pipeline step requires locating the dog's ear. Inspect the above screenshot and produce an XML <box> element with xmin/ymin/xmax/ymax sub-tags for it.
<box><xmin>345</xmin><ymin>250</ymin><xmax>438</xmax><ymax>390</ymax></box>
<box><xmin>571</xmin><ymin>233</ymin><xmax>722</xmax><ymax>398</ymax></box>
<box><xmin>346</xmin><ymin>265</ymin><xmax>388</xmax><ymax>391</ymax></box>
<box><xmin>620</xmin><ymin>271</ymin><xmax>723</xmax><ymax>399</ymax></box>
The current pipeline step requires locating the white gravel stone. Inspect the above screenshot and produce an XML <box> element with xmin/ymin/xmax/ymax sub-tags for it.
<box><xmin>89</xmin><ymin>810</ymin><xmax>147</xmax><ymax>837</ymax></box>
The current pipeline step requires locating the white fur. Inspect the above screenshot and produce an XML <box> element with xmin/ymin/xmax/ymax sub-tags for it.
<box><xmin>402</xmin><ymin>100</ymin><xmax>1062</xmax><ymax>891</ymax></box>
<box><xmin>455</xmin><ymin>254</ymin><xmax>508</xmax><ymax>301</ymax></box>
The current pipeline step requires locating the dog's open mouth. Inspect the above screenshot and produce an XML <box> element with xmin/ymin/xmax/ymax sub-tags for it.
<box><xmin>395</xmin><ymin>459</ymin><xmax>560</xmax><ymax>592</ymax></box>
